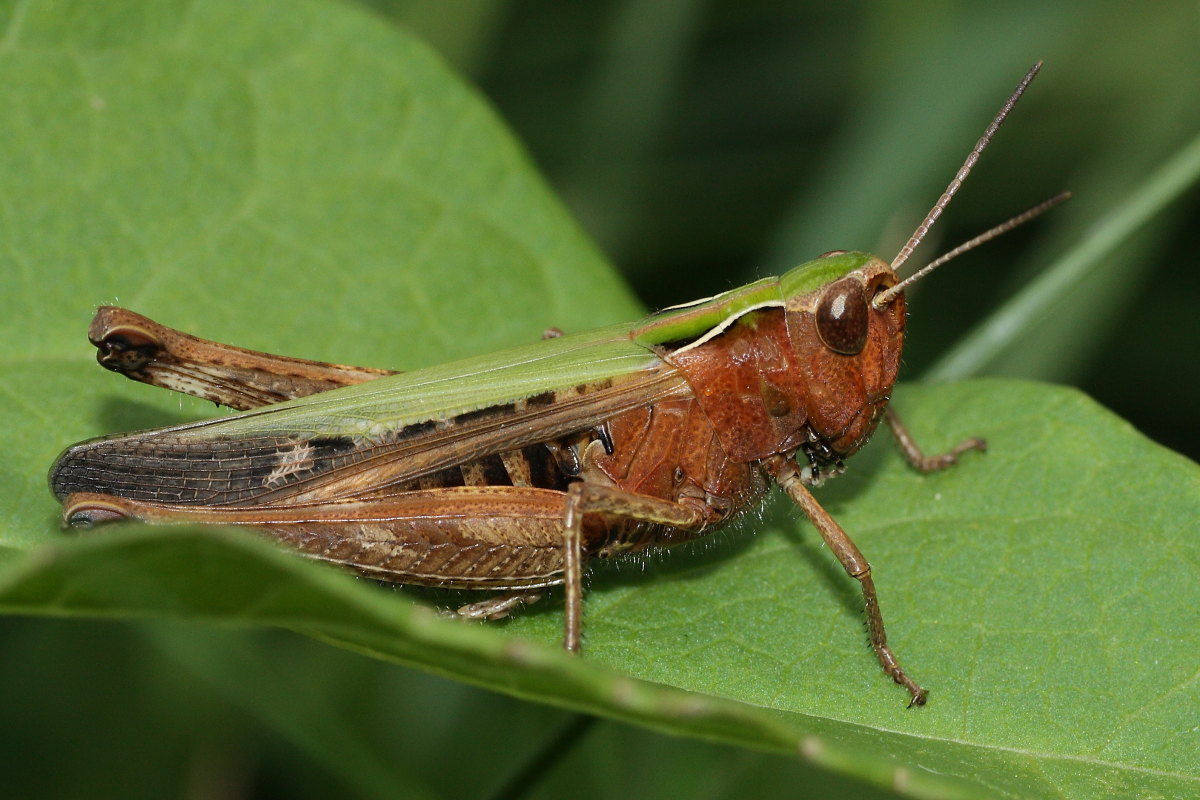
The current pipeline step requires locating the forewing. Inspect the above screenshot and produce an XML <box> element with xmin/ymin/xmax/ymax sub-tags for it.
<box><xmin>50</xmin><ymin>324</ymin><xmax>691</xmax><ymax>507</ymax></box>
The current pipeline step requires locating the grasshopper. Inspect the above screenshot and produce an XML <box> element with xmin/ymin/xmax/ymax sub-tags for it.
<box><xmin>50</xmin><ymin>63</ymin><xmax>1062</xmax><ymax>706</ymax></box>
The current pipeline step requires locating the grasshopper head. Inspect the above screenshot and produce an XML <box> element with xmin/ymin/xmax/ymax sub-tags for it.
<box><xmin>662</xmin><ymin>63</ymin><xmax>1060</xmax><ymax>476</ymax></box>
<box><xmin>659</xmin><ymin>251</ymin><xmax>905</xmax><ymax>469</ymax></box>
<box><xmin>781</xmin><ymin>252</ymin><xmax>905</xmax><ymax>461</ymax></box>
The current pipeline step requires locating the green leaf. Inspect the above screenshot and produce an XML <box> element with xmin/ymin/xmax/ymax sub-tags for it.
<box><xmin>2</xmin><ymin>2</ymin><xmax>1197</xmax><ymax>799</ymax></box>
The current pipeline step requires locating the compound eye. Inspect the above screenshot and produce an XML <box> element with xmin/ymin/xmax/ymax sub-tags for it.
<box><xmin>815</xmin><ymin>277</ymin><xmax>869</xmax><ymax>355</ymax></box>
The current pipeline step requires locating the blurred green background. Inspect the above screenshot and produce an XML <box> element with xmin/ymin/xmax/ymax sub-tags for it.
<box><xmin>3</xmin><ymin>2</ymin><xmax>1196</xmax><ymax>798</ymax></box>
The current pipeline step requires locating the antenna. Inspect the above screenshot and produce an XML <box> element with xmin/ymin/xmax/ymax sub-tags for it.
<box><xmin>889</xmin><ymin>61</ymin><xmax>1043</xmax><ymax>274</ymax></box>
<box><xmin>873</xmin><ymin>192</ymin><xmax>1070</xmax><ymax>307</ymax></box>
